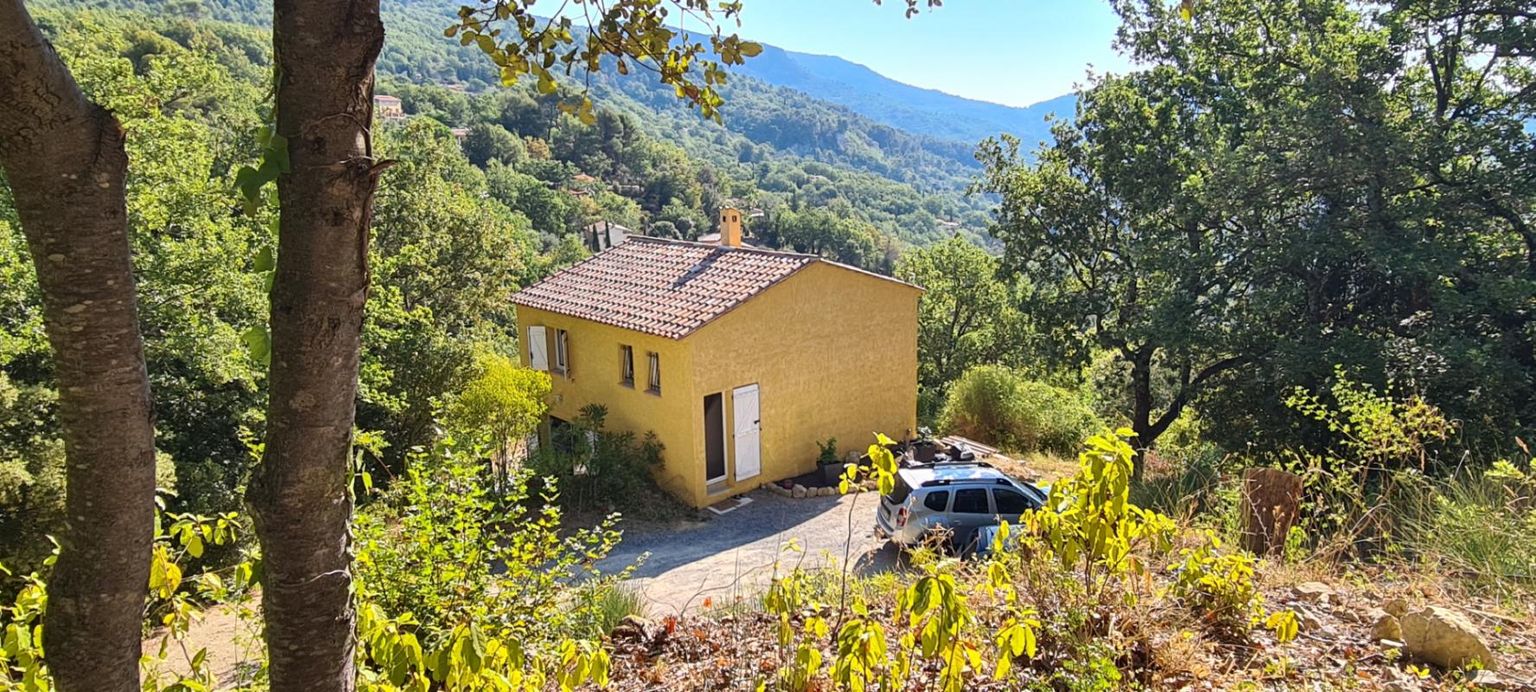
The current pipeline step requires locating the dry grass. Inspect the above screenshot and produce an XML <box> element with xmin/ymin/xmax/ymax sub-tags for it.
<box><xmin>988</xmin><ymin>450</ymin><xmax>1079</xmax><ymax>485</ymax></box>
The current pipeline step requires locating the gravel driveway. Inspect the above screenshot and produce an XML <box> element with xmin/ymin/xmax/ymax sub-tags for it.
<box><xmin>594</xmin><ymin>489</ymin><xmax>899</xmax><ymax>616</ymax></box>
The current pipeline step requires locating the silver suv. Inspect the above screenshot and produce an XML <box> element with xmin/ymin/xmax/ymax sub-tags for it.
<box><xmin>874</xmin><ymin>461</ymin><xmax>1046</xmax><ymax>551</ymax></box>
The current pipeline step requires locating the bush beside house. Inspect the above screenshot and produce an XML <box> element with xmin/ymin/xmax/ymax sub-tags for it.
<box><xmin>939</xmin><ymin>364</ymin><xmax>1101</xmax><ymax>456</ymax></box>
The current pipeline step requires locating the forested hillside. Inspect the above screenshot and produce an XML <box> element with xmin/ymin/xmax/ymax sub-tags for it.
<box><xmin>56</xmin><ymin>0</ymin><xmax>1011</xmax><ymax>247</ymax></box>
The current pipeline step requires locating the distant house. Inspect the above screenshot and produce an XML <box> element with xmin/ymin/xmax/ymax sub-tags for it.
<box><xmin>511</xmin><ymin>208</ymin><xmax>921</xmax><ymax>507</ymax></box>
<box><xmin>374</xmin><ymin>94</ymin><xmax>405</xmax><ymax>120</ymax></box>
<box><xmin>449</xmin><ymin>127</ymin><xmax>470</xmax><ymax>144</ymax></box>
<box><xmin>581</xmin><ymin>221</ymin><xmax>631</xmax><ymax>253</ymax></box>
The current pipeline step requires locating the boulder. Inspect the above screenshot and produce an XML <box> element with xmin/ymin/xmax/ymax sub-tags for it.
<box><xmin>820</xmin><ymin>486</ymin><xmax>837</xmax><ymax>497</ymax></box>
<box><xmin>1384</xmin><ymin>597</ymin><xmax>1409</xmax><ymax>618</ymax></box>
<box><xmin>1400</xmin><ymin>606</ymin><xmax>1498</xmax><ymax>671</ymax></box>
<box><xmin>792</xmin><ymin>484</ymin><xmax>807</xmax><ymax>499</ymax></box>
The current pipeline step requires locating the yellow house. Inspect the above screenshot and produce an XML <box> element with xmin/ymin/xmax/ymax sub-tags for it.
<box><xmin>510</xmin><ymin>209</ymin><xmax>921</xmax><ymax>508</ymax></box>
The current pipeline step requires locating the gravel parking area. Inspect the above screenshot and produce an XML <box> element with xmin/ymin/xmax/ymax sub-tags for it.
<box><xmin>594</xmin><ymin>489</ymin><xmax>898</xmax><ymax>616</ymax></box>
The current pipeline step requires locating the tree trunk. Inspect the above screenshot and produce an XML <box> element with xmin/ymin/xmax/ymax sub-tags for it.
<box><xmin>246</xmin><ymin>1</ymin><xmax>384</xmax><ymax>690</ymax></box>
<box><xmin>1239</xmin><ymin>468</ymin><xmax>1303</xmax><ymax>555</ymax></box>
<box><xmin>0</xmin><ymin>3</ymin><xmax>157</xmax><ymax>690</ymax></box>
<box><xmin>1128</xmin><ymin>350</ymin><xmax>1154</xmax><ymax>481</ymax></box>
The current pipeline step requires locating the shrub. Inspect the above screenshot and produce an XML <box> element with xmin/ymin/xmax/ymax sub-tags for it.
<box><xmin>353</xmin><ymin>434</ymin><xmax>622</xmax><ymax>689</ymax></box>
<box><xmin>939</xmin><ymin>365</ymin><xmax>1101</xmax><ymax>455</ymax></box>
<box><xmin>444</xmin><ymin>349</ymin><xmax>550</xmax><ymax>452</ymax></box>
<box><xmin>355</xmin><ymin>434</ymin><xmax>626</xmax><ymax>643</ymax></box>
<box><xmin>1396</xmin><ymin>456</ymin><xmax>1536</xmax><ymax>594</ymax></box>
<box><xmin>1280</xmin><ymin>368</ymin><xmax>1456</xmax><ymax>555</ymax></box>
<box><xmin>525</xmin><ymin>404</ymin><xmax>671</xmax><ymax>518</ymax></box>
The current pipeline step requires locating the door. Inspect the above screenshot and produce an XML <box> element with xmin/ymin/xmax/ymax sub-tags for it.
<box><xmin>703</xmin><ymin>393</ymin><xmax>726</xmax><ymax>483</ymax></box>
<box><xmin>948</xmin><ymin>488</ymin><xmax>992</xmax><ymax>551</ymax></box>
<box><xmin>732</xmin><ymin>384</ymin><xmax>761</xmax><ymax>481</ymax></box>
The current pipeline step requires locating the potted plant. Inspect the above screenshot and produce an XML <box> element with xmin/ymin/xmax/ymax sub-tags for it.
<box><xmin>816</xmin><ymin>437</ymin><xmax>841</xmax><ymax>486</ymax></box>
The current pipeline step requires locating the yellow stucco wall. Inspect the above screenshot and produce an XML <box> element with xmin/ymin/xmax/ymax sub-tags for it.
<box><xmin>686</xmin><ymin>262</ymin><xmax>921</xmax><ymax>501</ymax></box>
<box><xmin>513</xmin><ymin>260</ymin><xmax>919</xmax><ymax>508</ymax></box>
<box><xmin>511</xmin><ymin>305</ymin><xmax>701</xmax><ymax>504</ymax></box>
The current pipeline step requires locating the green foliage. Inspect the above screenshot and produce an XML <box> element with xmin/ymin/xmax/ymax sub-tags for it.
<box><xmin>984</xmin><ymin>0</ymin><xmax>1536</xmax><ymax>461</ymax></box>
<box><xmin>765</xmin><ymin>207</ymin><xmax>884</xmax><ymax>269</ymax></box>
<box><xmin>444</xmin><ymin>350</ymin><xmax>551</xmax><ymax>450</ymax></box>
<box><xmin>939</xmin><ymin>365</ymin><xmax>1101</xmax><ymax>456</ymax></box>
<box><xmin>816</xmin><ymin>438</ymin><xmax>839</xmax><ymax>466</ymax></box>
<box><xmin>1280</xmin><ymin>369</ymin><xmax>1456</xmax><ymax>550</ymax></box>
<box><xmin>446</xmin><ymin>0</ymin><xmax>763</xmax><ymax>122</ymax></box>
<box><xmin>894</xmin><ymin>236</ymin><xmax>1032</xmax><ymax>408</ymax></box>
<box><xmin>1286</xmin><ymin>366</ymin><xmax>1453</xmax><ymax>473</ymax></box>
<box><xmin>1</xmin><ymin>505</ymin><xmax>256</xmax><ymax>691</ymax></box>
<box><xmin>353</xmin><ymin>436</ymin><xmax>622</xmax><ymax>690</ymax></box>
<box><xmin>1396</xmin><ymin>455</ymin><xmax>1536</xmax><ymax>594</ymax></box>
<box><xmin>1027</xmin><ymin>430</ymin><xmax>1175</xmax><ymax>584</ymax></box>
<box><xmin>462</xmin><ymin>122</ymin><xmax>527</xmax><ymax>167</ymax></box>
<box><xmin>527</xmin><ymin>405</ymin><xmax>671</xmax><ymax>518</ymax></box>
<box><xmin>6</xmin><ymin>433</ymin><xmax>622</xmax><ymax>691</ymax></box>
<box><xmin>1169</xmin><ymin>531</ymin><xmax>1296</xmax><ymax>642</ymax></box>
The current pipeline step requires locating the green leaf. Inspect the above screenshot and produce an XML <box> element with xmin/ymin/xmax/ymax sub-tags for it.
<box><xmin>253</xmin><ymin>246</ymin><xmax>275</xmax><ymax>273</ymax></box>
<box><xmin>241</xmin><ymin>324</ymin><xmax>271</xmax><ymax>365</ymax></box>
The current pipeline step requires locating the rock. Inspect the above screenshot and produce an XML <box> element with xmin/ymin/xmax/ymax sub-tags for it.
<box><xmin>792</xmin><ymin>484</ymin><xmax>807</xmax><ymax>498</ymax></box>
<box><xmin>1291</xmin><ymin>581</ymin><xmax>1336</xmax><ymax>604</ymax></box>
<box><xmin>1384</xmin><ymin>597</ymin><xmax>1409</xmax><ymax>618</ymax></box>
<box><xmin>1368</xmin><ymin>608</ymin><xmax>1403</xmax><ymax>642</ymax></box>
<box><xmin>1294</xmin><ymin>605</ymin><xmax>1324</xmax><ymax>632</ymax></box>
<box><xmin>1400</xmin><ymin>606</ymin><xmax>1498</xmax><ymax>671</ymax></box>
<box><xmin>821</xmin><ymin>486</ymin><xmax>837</xmax><ymax>497</ymax></box>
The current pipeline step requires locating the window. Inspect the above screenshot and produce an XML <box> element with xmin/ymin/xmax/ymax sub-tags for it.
<box><xmin>952</xmin><ymin>488</ymin><xmax>989</xmax><ymax>514</ymax></box>
<box><xmin>646</xmin><ymin>352</ymin><xmax>661</xmax><ymax>393</ymax></box>
<box><xmin>993</xmin><ymin>488</ymin><xmax>1034</xmax><ymax>515</ymax></box>
<box><xmin>922</xmin><ymin>491</ymin><xmax>950</xmax><ymax>512</ymax></box>
<box><xmin>553</xmin><ymin>329</ymin><xmax>569</xmax><ymax>374</ymax></box>
<box><xmin>619</xmin><ymin>345</ymin><xmax>635</xmax><ymax>386</ymax></box>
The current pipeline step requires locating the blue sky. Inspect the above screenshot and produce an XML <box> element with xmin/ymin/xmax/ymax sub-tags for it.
<box><xmin>690</xmin><ymin>1</ymin><xmax>1132</xmax><ymax>108</ymax></box>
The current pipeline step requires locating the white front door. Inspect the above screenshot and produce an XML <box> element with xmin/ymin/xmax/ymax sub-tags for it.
<box><xmin>732</xmin><ymin>384</ymin><xmax>761</xmax><ymax>481</ymax></box>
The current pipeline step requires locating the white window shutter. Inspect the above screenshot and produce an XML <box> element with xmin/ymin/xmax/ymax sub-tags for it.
<box><xmin>528</xmin><ymin>326</ymin><xmax>548</xmax><ymax>371</ymax></box>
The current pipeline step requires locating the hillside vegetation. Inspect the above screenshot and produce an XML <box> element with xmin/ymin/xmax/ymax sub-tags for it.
<box><xmin>56</xmin><ymin>0</ymin><xmax>1010</xmax><ymax>246</ymax></box>
<box><xmin>1</xmin><ymin>0</ymin><xmax>1534</xmax><ymax>689</ymax></box>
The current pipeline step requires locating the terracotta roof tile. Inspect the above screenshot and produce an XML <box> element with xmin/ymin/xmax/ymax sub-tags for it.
<box><xmin>511</xmin><ymin>237</ymin><xmax>819</xmax><ymax>339</ymax></box>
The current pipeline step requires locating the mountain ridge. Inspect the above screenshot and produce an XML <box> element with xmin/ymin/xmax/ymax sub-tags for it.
<box><xmin>736</xmin><ymin>42</ymin><xmax>1072</xmax><ymax>146</ymax></box>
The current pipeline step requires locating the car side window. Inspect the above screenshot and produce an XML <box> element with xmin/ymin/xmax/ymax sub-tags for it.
<box><xmin>952</xmin><ymin>488</ymin><xmax>989</xmax><ymax>514</ymax></box>
<box><xmin>922</xmin><ymin>491</ymin><xmax>949</xmax><ymax>512</ymax></box>
<box><xmin>993</xmin><ymin>488</ymin><xmax>1034</xmax><ymax>515</ymax></box>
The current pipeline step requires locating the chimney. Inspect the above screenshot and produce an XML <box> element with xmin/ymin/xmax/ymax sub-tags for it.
<box><xmin>719</xmin><ymin>207</ymin><xmax>742</xmax><ymax>247</ymax></box>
